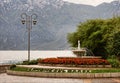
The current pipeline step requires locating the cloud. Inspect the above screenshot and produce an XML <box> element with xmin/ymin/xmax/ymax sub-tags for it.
<box><xmin>63</xmin><ymin>0</ymin><xmax>114</xmax><ymax>6</ymax></box>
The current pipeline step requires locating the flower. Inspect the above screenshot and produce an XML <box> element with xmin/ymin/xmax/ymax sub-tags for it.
<box><xmin>38</xmin><ymin>57</ymin><xmax>110</xmax><ymax>65</ymax></box>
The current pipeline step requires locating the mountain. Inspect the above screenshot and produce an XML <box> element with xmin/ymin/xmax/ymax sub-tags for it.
<box><xmin>0</xmin><ymin>0</ymin><xmax>119</xmax><ymax>50</ymax></box>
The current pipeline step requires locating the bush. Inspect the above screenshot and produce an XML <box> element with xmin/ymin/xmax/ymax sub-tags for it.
<box><xmin>107</xmin><ymin>55</ymin><xmax>120</xmax><ymax>68</ymax></box>
<box><xmin>22</xmin><ymin>59</ymin><xmax>39</xmax><ymax>65</ymax></box>
<box><xmin>107</xmin><ymin>59</ymin><xmax>120</xmax><ymax>68</ymax></box>
<box><xmin>28</xmin><ymin>60</ymin><xmax>38</xmax><ymax>65</ymax></box>
<box><xmin>10</xmin><ymin>65</ymin><xmax>16</xmax><ymax>69</ymax></box>
<box><xmin>22</xmin><ymin>61</ymin><xmax>29</xmax><ymax>65</ymax></box>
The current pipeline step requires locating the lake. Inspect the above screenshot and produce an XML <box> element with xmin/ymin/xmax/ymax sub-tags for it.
<box><xmin>0</xmin><ymin>50</ymin><xmax>75</xmax><ymax>64</ymax></box>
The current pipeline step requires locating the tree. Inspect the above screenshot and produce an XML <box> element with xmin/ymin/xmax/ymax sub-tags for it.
<box><xmin>112</xmin><ymin>31</ymin><xmax>120</xmax><ymax>57</ymax></box>
<box><xmin>67</xmin><ymin>17</ymin><xmax>120</xmax><ymax>58</ymax></box>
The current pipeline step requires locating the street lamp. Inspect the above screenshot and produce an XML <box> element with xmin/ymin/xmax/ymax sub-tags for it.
<box><xmin>21</xmin><ymin>13</ymin><xmax>37</xmax><ymax>62</ymax></box>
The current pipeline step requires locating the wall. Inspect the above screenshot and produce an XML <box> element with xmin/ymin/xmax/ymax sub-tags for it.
<box><xmin>7</xmin><ymin>70</ymin><xmax>120</xmax><ymax>78</ymax></box>
<box><xmin>0</xmin><ymin>65</ymin><xmax>11</xmax><ymax>73</ymax></box>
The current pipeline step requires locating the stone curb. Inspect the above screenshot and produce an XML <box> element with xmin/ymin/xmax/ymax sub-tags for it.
<box><xmin>7</xmin><ymin>70</ymin><xmax>120</xmax><ymax>78</ymax></box>
<box><xmin>38</xmin><ymin>64</ymin><xmax>112</xmax><ymax>68</ymax></box>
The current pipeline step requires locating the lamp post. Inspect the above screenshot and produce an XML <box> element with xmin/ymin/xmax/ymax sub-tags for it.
<box><xmin>21</xmin><ymin>13</ymin><xmax>37</xmax><ymax>62</ymax></box>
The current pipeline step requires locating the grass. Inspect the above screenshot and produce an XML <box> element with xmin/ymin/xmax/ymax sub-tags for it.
<box><xmin>91</xmin><ymin>69</ymin><xmax>120</xmax><ymax>73</ymax></box>
<box><xmin>10</xmin><ymin>66</ymin><xmax>120</xmax><ymax>73</ymax></box>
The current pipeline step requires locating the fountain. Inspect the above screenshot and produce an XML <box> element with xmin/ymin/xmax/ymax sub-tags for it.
<box><xmin>72</xmin><ymin>40</ymin><xmax>101</xmax><ymax>58</ymax></box>
<box><xmin>72</xmin><ymin>40</ymin><xmax>86</xmax><ymax>57</ymax></box>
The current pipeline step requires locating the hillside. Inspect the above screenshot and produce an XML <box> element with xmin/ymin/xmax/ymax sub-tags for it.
<box><xmin>0</xmin><ymin>0</ymin><xmax>119</xmax><ymax>50</ymax></box>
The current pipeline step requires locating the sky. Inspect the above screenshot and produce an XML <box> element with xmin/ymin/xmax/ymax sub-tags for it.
<box><xmin>63</xmin><ymin>0</ymin><xmax>115</xmax><ymax>6</ymax></box>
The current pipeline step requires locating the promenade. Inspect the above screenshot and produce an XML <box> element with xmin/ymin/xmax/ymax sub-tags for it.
<box><xmin>0</xmin><ymin>73</ymin><xmax>120</xmax><ymax>83</ymax></box>
<box><xmin>1</xmin><ymin>65</ymin><xmax>120</xmax><ymax>83</ymax></box>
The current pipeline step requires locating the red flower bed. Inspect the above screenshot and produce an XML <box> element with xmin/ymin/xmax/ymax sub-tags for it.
<box><xmin>38</xmin><ymin>58</ymin><xmax>110</xmax><ymax>65</ymax></box>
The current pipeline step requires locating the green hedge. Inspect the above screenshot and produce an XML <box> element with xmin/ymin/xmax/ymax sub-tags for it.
<box><xmin>107</xmin><ymin>55</ymin><xmax>120</xmax><ymax>68</ymax></box>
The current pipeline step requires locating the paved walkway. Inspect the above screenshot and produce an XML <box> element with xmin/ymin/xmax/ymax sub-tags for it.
<box><xmin>0</xmin><ymin>73</ymin><xmax>120</xmax><ymax>83</ymax></box>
